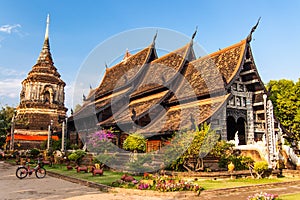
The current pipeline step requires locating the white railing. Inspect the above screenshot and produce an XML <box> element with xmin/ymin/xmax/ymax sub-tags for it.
<box><xmin>283</xmin><ymin>145</ymin><xmax>300</xmax><ymax>166</ymax></box>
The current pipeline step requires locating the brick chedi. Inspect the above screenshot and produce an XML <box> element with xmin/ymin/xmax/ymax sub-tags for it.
<box><xmin>11</xmin><ymin>15</ymin><xmax>67</xmax><ymax>149</ymax></box>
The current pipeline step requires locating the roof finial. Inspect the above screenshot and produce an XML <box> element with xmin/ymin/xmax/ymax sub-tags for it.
<box><xmin>152</xmin><ymin>30</ymin><xmax>158</xmax><ymax>45</ymax></box>
<box><xmin>105</xmin><ymin>62</ymin><xmax>108</xmax><ymax>69</ymax></box>
<box><xmin>192</xmin><ymin>26</ymin><xmax>198</xmax><ymax>40</ymax></box>
<box><xmin>123</xmin><ymin>48</ymin><xmax>132</xmax><ymax>60</ymax></box>
<box><xmin>45</xmin><ymin>14</ymin><xmax>50</xmax><ymax>40</ymax></box>
<box><xmin>247</xmin><ymin>17</ymin><xmax>261</xmax><ymax>42</ymax></box>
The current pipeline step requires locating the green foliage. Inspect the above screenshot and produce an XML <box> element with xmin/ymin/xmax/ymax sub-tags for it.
<box><xmin>267</xmin><ymin>78</ymin><xmax>300</xmax><ymax>140</ymax></box>
<box><xmin>209</xmin><ymin>140</ymin><xmax>234</xmax><ymax>157</ymax></box>
<box><xmin>41</xmin><ymin>138</ymin><xmax>69</xmax><ymax>151</ymax></box>
<box><xmin>123</xmin><ymin>133</ymin><xmax>147</xmax><ymax>152</ymax></box>
<box><xmin>219</xmin><ymin>155</ymin><xmax>254</xmax><ymax>170</ymax></box>
<box><xmin>253</xmin><ymin>161</ymin><xmax>268</xmax><ymax>174</ymax></box>
<box><xmin>70</xmin><ymin>144</ymin><xmax>79</xmax><ymax>150</ymax></box>
<box><xmin>211</xmin><ymin>141</ymin><xmax>254</xmax><ymax>171</ymax></box>
<box><xmin>68</xmin><ymin>149</ymin><xmax>86</xmax><ymax>165</ymax></box>
<box><xmin>29</xmin><ymin>148</ymin><xmax>40</xmax><ymax>158</ymax></box>
<box><xmin>0</xmin><ymin>105</ymin><xmax>15</xmax><ymax>148</ymax></box>
<box><xmin>164</xmin><ymin>123</ymin><xmax>219</xmax><ymax>171</ymax></box>
<box><xmin>126</xmin><ymin>153</ymin><xmax>153</xmax><ymax>172</ymax></box>
<box><xmin>93</xmin><ymin>153</ymin><xmax>115</xmax><ymax>168</ymax></box>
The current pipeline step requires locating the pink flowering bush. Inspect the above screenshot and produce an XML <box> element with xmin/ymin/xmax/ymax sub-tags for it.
<box><xmin>247</xmin><ymin>192</ymin><xmax>279</xmax><ymax>200</ymax></box>
<box><xmin>86</xmin><ymin>130</ymin><xmax>116</xmax><ymax>153</ymax></box>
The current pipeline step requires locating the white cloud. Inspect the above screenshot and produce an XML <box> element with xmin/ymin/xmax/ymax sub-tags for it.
<box><xmin>0</xmin><ymin>24</ymin><xmax>21</xmax><ymax>34</ymax></box>
<box><xmin>65</xmin><ymin>81</ymin><xmax>85</xmax><ymax>103</ymax></box>
<box><xmin>0</xmin><ymin>78</ymin><xmax>22</xmax><ymax>98</ymax></box>
<box><xmin>64</xmin><ymin>81</ymin><xmax>75</xmax><ymax>110</ymax></box>
<box><xmin>0</xmin><ymin>67</ymin><xmax>26</xmax><ymax>77</ymax></box>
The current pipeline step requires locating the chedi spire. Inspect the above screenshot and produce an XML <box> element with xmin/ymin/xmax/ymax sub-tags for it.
<box><xmin>37</xmin><ymin>14</ymin><xmax>53</xmax><ymax>65</ymax></box>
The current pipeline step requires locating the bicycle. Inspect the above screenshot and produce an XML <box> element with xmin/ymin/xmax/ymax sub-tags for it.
<box><xmin>16</xmin><ymin>158</ymin><xmax>46</xmax><ymax>179</ymax></box>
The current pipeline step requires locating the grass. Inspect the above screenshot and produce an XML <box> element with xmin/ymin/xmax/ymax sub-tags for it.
<box><xmin>279</xmin><ymin>193</ymin><xmax>300</xmax><ymax>200</ymax></box>
<box><xmin>44</xmin><ymin>164</ymin><xmax>300</xmax><ymax>191</ymax></box>
<box><xmin>194</xmin><ymin>177</ymin><xmax>300</xmax><ymax>190</ymax></box>
<box><xmin>44</xmin><ymin>164</ymin><xmax>143</xmax><ymax>186</ymax></box>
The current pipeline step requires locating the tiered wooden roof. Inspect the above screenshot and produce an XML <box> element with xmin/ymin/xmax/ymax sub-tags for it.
<box><xmin>74</xmin><ymin>41</ymin><xmax>158</xmax><ymax>119</ymax></box>
<box><xmin>97</xmin><ymin>40</ymin><xmax>195</xmax><ymax>126</ymax></box>
<box><xmin>169</xmin><ymin>39</ymin><xmax>247</xmax><ymax>102</ymax></box>
<box><xmin>102</xmin><ymin>40</ymin><xmax>248</xmax><ymax>132</ymax></box>
<box><xmin>74</xmin><ymin>24</ymin><xmax>268</xmax><ymax>135</ymax></box>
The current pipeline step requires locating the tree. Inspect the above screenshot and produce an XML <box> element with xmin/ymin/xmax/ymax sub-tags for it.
<box><xmin>164</xmin><ymin>123</ymin><xmax>220</xmax><ymax>171</ymax></box>
<box><xmin>267</xmin><ymin>79</ymin><xmax>300</xmax><ymax>140</ymax></box>
<box><xmin>0</xmin><ymin>105</ymin><xmax>16</xmax><ymax>148</ymax></box>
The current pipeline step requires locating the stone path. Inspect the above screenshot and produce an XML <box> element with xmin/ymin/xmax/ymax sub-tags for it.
<box><xmin>2</xmin><ymin>161</ymin><xmax>300</xmax><ymax>200</ymax></box>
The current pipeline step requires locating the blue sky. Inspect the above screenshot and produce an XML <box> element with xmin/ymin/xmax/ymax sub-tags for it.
<box><xmin>0</xmin><ymin>0</ymin><xmax>299</xmax><ymax>113</ymax></box>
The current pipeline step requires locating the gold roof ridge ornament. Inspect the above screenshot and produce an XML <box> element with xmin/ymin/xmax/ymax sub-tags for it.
<box><xmin>247</xmin><ymin>17</ymin><xmax>261</xmax><ymax>43</ymax></box>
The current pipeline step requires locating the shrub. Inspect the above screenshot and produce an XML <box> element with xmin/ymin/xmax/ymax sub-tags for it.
<box><xmin>126</xmin><ymin>153</ymin><xmax>153</xmax><ymax>172</ymax></box>
<box><xmin>29</xmin><ymin>148</ymin><xmax>40</xmax><ymax>158</ymax></box>
<box><xmin>219</xmin><ymin>155</ymin><xmax>254</xmax><ymax>171</ymax></box>
<box><xmin>93</xmin><ymin>153</ymin><xmax>115</xmax><ymax>169</ymax></box>
<box><xmin>86</xmin><ymin>130</ymin><xmax>116</xmax><ymax>153</ymax></box>
<box><xmin>253</xmin><ymin>161</ymin><xmax>269</xmax><ymax>179</ymax></box>
<box><xmin>70</xmin><ymin>144</ymin><xmax>79</xmax><ymax>150</ymax></box>
<box><xmin>164</xmin><ymin>123</ymin><xmax>219</xmax><ymax>171</ymax></box>
<box><xmin>123</xmin><ymin>133</ymin><xmax>147</xmax><ymax>152</ymax></box>
<box><xmin>68</xmin><ymin>150</ymin><xmax>86</xmax><ymax>165</ymax></box>
<box><xmin>209</xmin><ymin>140</ymin><xmax>234</xmax><ymax>157</ymax></box>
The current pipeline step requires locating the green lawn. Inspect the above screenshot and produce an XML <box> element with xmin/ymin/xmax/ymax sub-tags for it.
<box><xmin>279</xmin><ymin>193</ymin><xmax>300</xmax><ymax>200</ymax></box>
<box><xmin>45</xmin><ymin>164</ymin><xmax>142</xmax><ymax>186</ymax></box>
<box><xmin>45</xmin><ymin>164</ymin><xmax>300</xmax><ymax>191</ymax></box>
<box><xmin>194</xmin><ymin>177</ymin><xmax>300</xmax><ymax>190</ymax></box>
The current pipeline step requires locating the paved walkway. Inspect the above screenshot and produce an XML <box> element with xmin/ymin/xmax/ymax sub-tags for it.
<box><xmin>199</xmin><ymin>181</ymin><xmax>300</xmax><ymax>200</ymax></box>
<box><xmin>2</xmin><ymin>161</ymin><xmax>300</xmax><ymax>200</ymax></box>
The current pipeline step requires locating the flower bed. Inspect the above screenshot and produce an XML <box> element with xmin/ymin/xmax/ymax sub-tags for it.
<box><xmin>112</xmin><ymin>173</ymin><xmax>203</xmax><ymax>195</ymax></box>
<box><xmin>247</xmin><ymin>192</ymin><xmax>279</xmax><ymax>200</ymax></box>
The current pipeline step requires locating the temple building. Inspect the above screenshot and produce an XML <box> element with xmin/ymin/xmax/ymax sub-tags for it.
<box><xmin>69</xmin><ymin>20</ymin><xmax>281</xmax><ymax>159</ymax></box>
<box><xmin>7</xmin><ymin>15</ymin><xmax>67</xmax><ymax>149</ymax></box>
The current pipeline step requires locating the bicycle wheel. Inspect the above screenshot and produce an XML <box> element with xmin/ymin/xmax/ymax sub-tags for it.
<box><xmin>35</xmin><ymin>167</ymin><xmax>46</xmax><ymax>178</ymax></box>
<box><xmin>16</xmin><ymin>166</ymin><xmax>28</xmax><ymax>179</ymax></box>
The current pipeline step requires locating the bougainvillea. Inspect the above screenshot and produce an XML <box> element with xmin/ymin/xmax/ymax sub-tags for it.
<box><xmin>86</xmin><ymin>130</ymin><xmax>116</xmax><ymax>153</ymax></box>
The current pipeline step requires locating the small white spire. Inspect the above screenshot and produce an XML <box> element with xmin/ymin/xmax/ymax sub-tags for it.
<box><xmin>45</xmin><ymin>14</ymin><xmax>50</xmax><ymax>39</ymax></box>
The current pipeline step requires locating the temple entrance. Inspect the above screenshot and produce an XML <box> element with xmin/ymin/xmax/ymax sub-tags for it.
<box><xmin>44</xmin><ymin>91</ymin><xmax>50</xmax><ymax>103</ymax></box>
<box><xmin>227</xmin><ymin>116</ymin><xmax>236</xmax><ymax>141</ymax></box>
<box><xmin>237</xmin><ymin>117</ymin><xmax>246</xmax><ymax>145</ymax></box>
<box><xmin>227</xmin><ymin>116</ymin><xmax>246</xmax><ymax>145</ymax></box>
